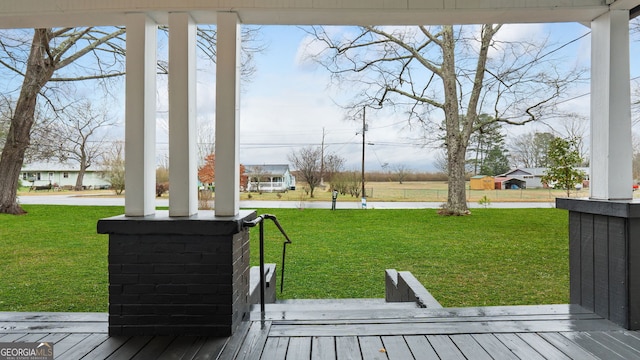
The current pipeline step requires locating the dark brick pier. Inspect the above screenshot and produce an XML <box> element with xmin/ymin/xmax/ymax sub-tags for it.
<box><xmin>557</xmin><ymin>198</ymin><xmax>640</xmax><ymax>330</ymax></box>
<box><xmin>97</xmin><ymin>210</ymin><xmax>256</xmax><ymax>336</ymax></box>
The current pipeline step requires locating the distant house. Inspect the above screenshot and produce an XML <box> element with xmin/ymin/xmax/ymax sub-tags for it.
<box><xmin>494</xmin><ymin>176</ymin><xmax>527</xmax><ymax>190</ymax></box>
<box><xmin>244</xmin><ymin>164</ymin><xmax>295</xmax><ymax>192</ymax></box>
<box><xmin>20</xmin><ymin>162</ymin><xmax>111</xmax><ymax>190</ymax></box>
<box><xmin>470</xmin><ymin>175</ymin><xmax>495</xmax><ymax>190</ymax></box>
<box><xmin>499</xmin><ymin>167</ymin><xmax>589</xmax><ymax>189</ymax></box>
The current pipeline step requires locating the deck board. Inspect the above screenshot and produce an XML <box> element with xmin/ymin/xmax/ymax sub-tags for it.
<box><xmin>427</xmin><ymin>335</ymin><xmax>466</xmax><ymax>359</ymax></box>
<box><xmin>538</xmin><ymin>332</ymin><xmax>600</xmax><ymax>360</ymax></box>
<box><xmin>286</xmin><ymin>337</ymin><xmax>312</xmax><ymax>360</ymax></box>
<box><xmin>381</xmin><ymin>335</ymin><xmax>414</xmax><ymax>360</ymax></box>
<box><xmin>311</xmin><ymin>336</ymin><xmax>335</xmax><ymax>360</ymax></box>
<box><xmin>450</xmin><ymin>334</ymin><xmax>493</xmax><ymax>360</ymax></box>
<box><xmin>492</xmin><ymin>333</ymin><xmax>546</xmax><ymax>360</ymax></box>
<box><xmin>2</xmin><ymin>304</ymin><xmax>640</xmax><ymax>359</ymax></box>
<box><xmin>516</xmin><ymin>333</ymin><xmax>572</xmax><ymax>360</ymax></box>
<box><xmin>404</xmin><ymin>335</ymin><xmax>439</xmax><ymax>360</ymax></box>
<box><xmin>335</xmin><ymin>336</ymin><xmax>362</xmax><ymax>360</ymax></box>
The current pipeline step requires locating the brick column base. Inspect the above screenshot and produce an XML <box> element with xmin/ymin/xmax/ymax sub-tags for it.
<box><xmin>557</xmin><ymin>198</ymin><xmax>640</xmax><ymax>330</ymax></box>
<box><xmin>97</xmin><ymin>210</ymin><xmax>256</xmax><ymax>336</ymax></box>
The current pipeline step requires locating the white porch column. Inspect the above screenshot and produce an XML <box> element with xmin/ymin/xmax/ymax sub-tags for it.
<box><xmin>125</xmin><ymin>14</ymin><xmax>157</xmax><ymax>216</ymax></box>
<box><xmin>590</xmin><ymin>10</ymin><xmax>633</xmax><ymax>200</ymax></box>
<box><xmin>214</xmin><ymin>12</ymin><xmax>241</xmax><ymax>216</ymax></box>
<box><xmin>168</xmin><ymin>13</ymin><xmax>198</xmax><ymax>216</ymax></box>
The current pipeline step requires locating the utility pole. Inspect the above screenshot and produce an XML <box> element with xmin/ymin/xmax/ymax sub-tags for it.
<box><xmin>320</xmin><ymin>127</ymin><xmax>326</xmax><ymax>186</ymax></box>
<box><xmin>361</xmin><ymin>106</ymin><xmax>366</xmax><ymax>207</ymax></box>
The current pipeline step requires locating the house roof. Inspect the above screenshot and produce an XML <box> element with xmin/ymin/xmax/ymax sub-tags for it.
<box><xmin>21</xmin><ymin>162</ymin><xmax>85</xmax><ymax>172</ymax></box>
<box><xmin>244</xmin><ymin>164</ymin><xmax>290</xmax><ymax>176</ymax></box>
<box><xmin>502</xmin><ymin>167</ymin><xmax>590</xmax><ymax>177</ymax></box>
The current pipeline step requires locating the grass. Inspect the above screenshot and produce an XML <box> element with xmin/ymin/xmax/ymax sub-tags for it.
<box><xmin>0</xmin><ymin>205</ymin><xmax>569</xmax><ymax>312</ymax></box>
<box><xmin>252</xmin><ymin>208</ymin><xmax>569</xmax><ymax>307</ymax></box>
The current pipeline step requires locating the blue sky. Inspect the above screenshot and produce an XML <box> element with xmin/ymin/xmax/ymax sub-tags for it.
<box><xmin>5</xmin><ymin>22</ymin><xmax>636</xmax><ymax>173</ymax></box>
<box><xmin>230</xmin><ymin>22</ymin><xmax>604</xmax><ymax>172</ymax></box>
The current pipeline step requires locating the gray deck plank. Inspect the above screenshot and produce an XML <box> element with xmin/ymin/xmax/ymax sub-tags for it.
<box><xmin>311</xmin><ymin>336</ymin><xmax>336</xmax><ymax>360</ymax></box>
<box><xmin>560</xmin><ymin>332</ymin><xmax>627</xmax><ymax>360</ymax></box>
<box><xmin>604</xmin><ymin>331</ymin><xmax>640</xmax><ymax>354</ymax></box>
<box><xmin>104</xmin><ymin>336</ymin><xmax>153</xmax><ymax>360</ymax></box>
<box><xmin>131</xmin><ymin>336</ymin><xmax>175</xmax><ymax>359</ymax></box>
<box><xmin>516</xmin><ymin>333</ymin><xmax>572</xmax><ymax>360</ymax></box>
<box><xmin>286</xmin><ymin>337</ymin><xmax>312</xmax><ymax>360</ymax></box>
<box><xmin>427</xmin><ymin>335</ymin><xmax>465</xmax><ymax>359</ymax></box>
<box><xmin>582</xmin><ymin>331</ymin><xmax>640</xmax><ymax>359</ymax></box>
<box><xmin>59</xmin><ymin>333</ymin><xmax>110</xmax><ymax>360</ymax></box>
<box><xmin>380</xmin><ymin>336</ymin><xmax>413</xmax><ymax>360</ymax></box>
<box><xmin>252</xmin><ymin>304</ymin><xmax>592</xmax><ymax>322</ymax></box>
<box><xmin>358</xmin><ymin>336</ymin><xmax>388</xmax><ymax>360</ymax></box>
<box><xmin>262</xmin><ymin>337</ymin><xmax>289</xmax><ymax>360</ymax></box>
<box><xmin>193</xmin><ymin>337</ymin><xmax>232</xmax><ymax>360</ymax></box>
<box><xmin>157</xmin><ymin>336</ymin><xmax>204</xmax><ymax>360</ymax></box>
<box><xmin>335</xmin><ymin>336</ymin><xmax>362</xmax><ymax>360</ymax></box>
<box><xmin>234</xmin><ymin>321</ymin><xmax>271</xmax><ymax>360</ymax></box>
<box><xmin>403</xmin><ymin>335</ymin><xmax>439</xmax><ymax>360</ymax></box>
<box><xmin>470</xmin><ymin>334</ymin><xmax>518</xmax><ymax>360</ymax></box>
<box><xmin>38</xmin><ymin>333</ymin><xmax>72</xmax><ymax>346</ymax></box>
<box><xmin>450</xmin><ymin>334</ymin><xmax>493</xmax><ymax>360</ymax></box>
<box><xmin>11</xmin><ymin>333</ymin><xmax>48</xmax><ymax>342</ymax></box>
<box><xmin>81</xmin><ymin>335</ymin><xmax>129</xmax><ymax>360</ymax></box>
<box><xmin>537</xmin><ymin>332</ymin><xmax>599</xmax><ymax>360</ymax></box>
<box><xmin>0</xmin><ymin>333</ymin><xmax>32</xmax><ymax>341</ymax></box>
<box><xmin>217</xmin><ymin>320</ymin><xmax>252</xmax><ymax>360</ymax></box>
<box><xmin>264</xmin><ymin>312</ymin><xmax>600</xmax><ymax>324</ymax></box>
<box><xmin>51</xmin><ymin>333</ymin><xmax>91</xmax><ymax>357</ymax></box>
<box><xmin>493</xmin><ymin>333</ymin><xmax>546</xmax><ymax>360</ymax></box>
<box><xmin>269</xmin><ymin>319</ymin><xmax>621</xmax><ymax>337</ymax></box>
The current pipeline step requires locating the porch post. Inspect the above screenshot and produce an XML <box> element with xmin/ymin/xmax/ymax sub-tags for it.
<box><xmin>124</xmin><ymin>13</ymin><xmax>157</xmax><ymax>216</ymax></box>
<box><xmin>557</xmin><ymin>8</ymin><xmax>640</xmax><ymax>331</ymax></box>
<box><xmin>214</xmin><ymin>12</ymin><xmax>241</xmax><ymax>217</ymax></box>
<box><xmin>168</xmin><ymin>12</ymin><xmax>198</xmax><ymax>216</ymax></box>
<box><xmin>590</xmin><ymin>9</ymin><xmax>632</xmax><ymax>200</ymax></box>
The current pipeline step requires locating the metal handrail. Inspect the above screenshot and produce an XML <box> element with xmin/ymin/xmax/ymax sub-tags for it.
<box><xmin>243</xmin><ymin>214</ymin><xmax>292</xmax><ymax>315</ymax></box>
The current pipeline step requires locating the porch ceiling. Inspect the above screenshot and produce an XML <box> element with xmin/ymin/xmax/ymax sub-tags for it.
<box><xmin>0</xmin><ymin>0</ymin><xmax>638</xmax><ymax>28</ymax></box>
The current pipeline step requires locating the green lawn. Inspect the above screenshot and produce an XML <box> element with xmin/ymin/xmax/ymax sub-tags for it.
<box><xmin>0</xmin><ymin>205</ymin><xmax>569</xmax><ymax>312</ymax></box>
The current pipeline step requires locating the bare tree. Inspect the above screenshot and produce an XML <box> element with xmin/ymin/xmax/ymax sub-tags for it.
<box><xmin>101</xmin><ymin>140</ymin><xmax>125</xmax><ymax>194</ymax></box>
<box><xmin>509</xmin><ymin>131</ymin><xmax>555</xmax><ymax>169</ymax></box>
<box><xmin>247</xmin><ymin>165</ymin><xmax>267</xmax><ymax>193</ymax></box>
<box><xmin>0</xmin><ymin>28</ymin><xmax>125</xmax><ymax>214</ymax></box>
<box><xmin>393</xmin><ymin>164</ymin><xmax>412</xmax><ymax>184</ymax></box>
<box><xmin>323</xmin><ymin>153</ymin><xmax>346</xmax><ymax>183</ymax></box>
<box><xmin>289</xmin><ymin>147</ymin><xmax>322</xmax><ymax>198</ymax></box>
<box><xmin>305</xmin><ymin>25</ymin><xmax>583</xmax><ymax>215</ymax></box>
<box><xmin>42</xmin><ymin>100</ymin><xmax>115</xmax><ymax>190</ymax></box>
<box><xmin>0</xmin><ymin>26</ymin><xmax>264</xmax><ymax>214</ymax></box>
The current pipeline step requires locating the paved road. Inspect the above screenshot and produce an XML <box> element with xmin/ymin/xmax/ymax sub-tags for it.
<box><xmin>18</xmin><ymin>194</ymin><xmax>556</xmax><ymax>209</ymax></box>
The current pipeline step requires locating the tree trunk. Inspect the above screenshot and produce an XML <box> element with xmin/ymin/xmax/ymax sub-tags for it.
<box><xmin>75</xmin><ymin>153</ymin><xmax>87</xmax><ymax>191</ymax></box>
<box><xmin>0</xmin><ymin>29</ymin><xmax>54</xmax><ymax>214</ymax></box>
<box><xmin>444</xmin><ymin>145</ymin><xmax>470</xmax><ymax>215</ymax></box>
<box><xmin>440</xmin><ymin>26</ymin><xmax>469</xmax><ymax>215</ymax></box>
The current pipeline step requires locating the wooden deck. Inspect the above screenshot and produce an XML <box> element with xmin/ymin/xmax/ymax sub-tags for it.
<box><xmin>2</xmin><ymin>302</ymin><xmax>640</xmax><ymax>359</ymax></box>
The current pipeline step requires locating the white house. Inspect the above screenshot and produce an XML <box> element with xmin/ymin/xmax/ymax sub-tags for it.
<box><xmin>244</xmin><ymin>164</ymin><xmax>295</xmax><ymax>192</ymax></box>
<box><xmin>500</xmin><ymin>167</ymin><xmax>590</xmax><ymax>189</ymax></box>
<box><xmin>21</xmin><ymin>162</ymin><xmax>111</xmax><ymax>190</ymax></box>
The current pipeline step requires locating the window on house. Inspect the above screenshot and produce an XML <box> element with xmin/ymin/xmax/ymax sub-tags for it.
<box><xmin>36</xmin><ymin>173</ymin><xmax>41</xmax><ymax>180</ymax></box>
<box><xmin>22</xmin><ymin>173</ymin><xmax>27</xmax><ymax>180</ymax></box>
<box><xmin>48</xmin><ymin>172</ymin><xmax>54</xmax><ymax>179</ymax></box>
<box><xmin>63</xmin><ymin>172</ymin><xmax>69</xmax><ymax>179</ymax></box>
